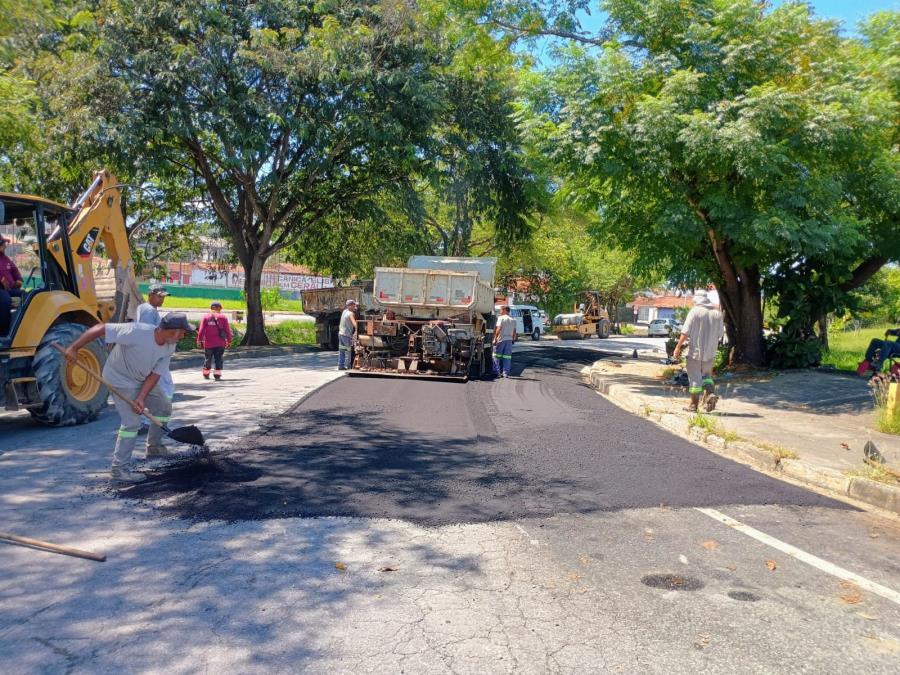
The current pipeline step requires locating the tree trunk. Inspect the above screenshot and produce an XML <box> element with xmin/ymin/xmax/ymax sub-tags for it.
<box><xmin>241</xmin><ymin>255</ymin><xmax>270</xmax><ymax>346</ymax></box>
<box><xmin>717</xmin><ymin>272</ymin><xmax>766</xmax><ymax>367</ymax></box>
<box><xmin>817</xmin><ymin>313</ymin><xmax>829</xmax><ymax>350</ymax></box>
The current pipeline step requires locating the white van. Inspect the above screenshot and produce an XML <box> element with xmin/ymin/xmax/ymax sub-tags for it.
<box><xmin>495</xmin><ymin>304</ymin><xmax>546</xmax><ymax>341</ymax></box>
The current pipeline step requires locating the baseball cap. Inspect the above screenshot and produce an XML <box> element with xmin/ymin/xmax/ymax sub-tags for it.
<box><xmin>345</xmin><ymin>299</ymin><xmax>358</xmax><ymax>307</ymax></box>
<box><xmin>148</xmin><ymin>283</ymin><xmax>169</xmax><ymax>296</ymax></box>
<box><xmin>693</xmin><ymin>290</ymin><xmax>712</xmax><ymax>306</ymax></box>
<box><xmin>159</xmin><ymin>312</ymin><xmax>195</xmax><ymax>332</ymax></box>
<box><xmin>210</xmin><ymin>301</ymin><xmax>222</xmax><ymax>309</ymax></box>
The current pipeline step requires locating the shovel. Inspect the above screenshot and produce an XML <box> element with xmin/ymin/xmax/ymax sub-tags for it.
<box><xmin>52</xmin><ymin>343</ymin><xmax>205</xmax><ymax>447</ymax></box>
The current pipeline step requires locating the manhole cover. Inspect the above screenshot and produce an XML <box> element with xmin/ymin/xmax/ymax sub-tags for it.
<box><xmin>727</xmin><ymin>590</ymin><xmax>761</xmax><ymax>602</ymax></box>
<box><xmin>641</xmin><ymin>573</ymin><xmax>704</xmax><ymax>591</ymax></box>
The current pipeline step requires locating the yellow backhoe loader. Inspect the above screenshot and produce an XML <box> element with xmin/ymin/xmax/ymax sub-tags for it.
<box><xmin>0</xmin><ymin>170</ymin><xmax>143</xmax><ymax>425</ymax></box>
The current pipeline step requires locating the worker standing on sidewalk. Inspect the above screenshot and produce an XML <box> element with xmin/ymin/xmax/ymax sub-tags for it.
<box><xmin>493</xmin><ymin>305</ymin><xmax>517</xmax><ymax>378</ymax></box>
<box><xmin>673</xmin><ymin>290</ymin><xmax>725</xmax><ymax>413</ymax></box>
<box><xmin>338</xmin><ymin>299</ymin><xmax>357</xmax><ymax>370</ymax></box>
<box><xmin>197</xmin><ymin>301</ymin><xmax>233</xmax><ymax>380</ymax></box>
<box><xmin>63</xmin><ymin>313</ymin><xmax>193</xmax><ymax>484</ymax></box>
<box><xmin>135</xmin><ymin>283</ymin><xmax>174</xmax><ymax>434</ymax></box>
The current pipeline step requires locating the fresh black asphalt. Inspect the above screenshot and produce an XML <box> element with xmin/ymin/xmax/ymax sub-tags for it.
<box><xmin>124</xmin><ymin>345</ymin><xmax>849</xmax><ymax>524</ymax></box>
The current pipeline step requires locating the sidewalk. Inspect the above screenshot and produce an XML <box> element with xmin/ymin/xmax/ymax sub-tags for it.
<box><xmin>581</xmin><ymin>358</ymin><xmax>900</xmax><ymax>514</ymax></box>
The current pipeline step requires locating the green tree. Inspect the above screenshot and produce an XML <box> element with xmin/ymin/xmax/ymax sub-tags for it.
<box><xmin>489</xmin><ymin>0</ymin><xmax>899</xmax><ymax>365</ymax></box>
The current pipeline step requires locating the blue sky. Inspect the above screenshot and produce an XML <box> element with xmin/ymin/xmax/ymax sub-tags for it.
<box><xmin>527</xmin><ymin>1</ymin><xmax>897</xmax><ymax>65</ymax></box>
<box><xmin>574</xmin><ymin>1</ymin><xmax>898</xmax><ymax>35</ymax></box>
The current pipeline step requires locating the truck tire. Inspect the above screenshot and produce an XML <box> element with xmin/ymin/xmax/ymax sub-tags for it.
<box><xmin>532</xmin><ymin>328</ymin><xmax>540</xmax><ymax>341</ymax></box>
<box><xmin>28</xmin><ymin>322</ymin><xmax>109</xmax><ymax>426</ymax></box>
<box><xmin>597</xmin><ymin>319</ymin><xmax>611</xmax><ymax>339</ymax></box>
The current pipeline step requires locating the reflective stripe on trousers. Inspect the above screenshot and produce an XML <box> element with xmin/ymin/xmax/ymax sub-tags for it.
<box><xmin>493</xmin><ymin>339</ymin><xmax>513</xmax><ymax>375</ymax></box>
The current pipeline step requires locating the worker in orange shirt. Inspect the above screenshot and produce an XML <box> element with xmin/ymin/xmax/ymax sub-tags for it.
<box><xmin>197</xmin><ymin>301</ymin><xmax>233</xmax><ymax>380</ymax></box>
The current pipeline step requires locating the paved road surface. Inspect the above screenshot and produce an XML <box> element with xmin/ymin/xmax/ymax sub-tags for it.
<box><xmin>1</xmin><ymin>344</ymin><xmax>899</xmax><ymax>674</ymax></box>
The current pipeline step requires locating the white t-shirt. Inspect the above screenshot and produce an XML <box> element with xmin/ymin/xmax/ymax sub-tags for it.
<box><xmin>680</xmin><ymin>305</ymin><xmax>724</xmax><ymax>361</ymax></box>
<box><xmin>103</xmin><ymin>323</ymin><xmax>175</xmax><ymax>389</ymax></box>
<box><xmin>339</xmin><ymin>309</ymin><xmax>356</xmax><ymax>337</ymax></box>
<box><xmin>496</xmin><ymin>314</ymin><xmax>516</xmax><ymax>341</ymax></box>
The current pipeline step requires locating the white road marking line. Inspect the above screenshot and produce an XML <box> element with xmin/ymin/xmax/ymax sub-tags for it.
<box><xmin>514</xmin><ymin>523</ymin><xmax>539</xmax><ymax>546</ymax></box>
<box><xmin>696</xmin><ymin>507</ymin><xmax>900</xmax><ymax>606</ymax></box>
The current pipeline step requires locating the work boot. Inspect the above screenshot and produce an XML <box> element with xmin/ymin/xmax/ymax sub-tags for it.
<box><xmin>685</xmin><ymin>393</ymin><xmax>700</xmax><ymax>413</ymax></box>
<box><xmin>146</xmin><ymin>445</ymin><xmax>172</xmax><ymax>459</ymax></box>
<box><xmin>110</xmin><ymin>466</ymin><xmax>146</xmax><ymax>484</ymax></box>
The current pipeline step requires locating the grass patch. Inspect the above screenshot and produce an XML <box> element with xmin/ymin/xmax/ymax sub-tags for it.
<box><xmin>175</xmin><ymin>320</ymin><xmax>313</xmax><ymax>351</ymax></box>
<box><xmin>823</xmin><ymin>325</ymin><xmax>892</xmax><ymax>373</ymax></box>
<box><xmin>160</xmin><ymin>296</ymin><xmax>304</xmax><ymax>312</ymax></box>
<box><xmin>619</xmin><ymin>324</ymin><xmax>635</xmax><ymax>336</ymax></box>
<box><xmin>754</xmin><ymin>441</ymin><xmax>799</xmax><ymax>460</ymax></box>
<box><xmin>687</xmin><ymin>412</ymin><xmax>741</xmax><ymax>443</ymax></box>
<box><xmin>849</xmin><ymin>463</ymin><xmax>900</xmax><ymax>486</ymax></box>
<box><xmin>265</xmin><ymin>320</ymin><xmax>316</xmax><ymax>345</ymax></box>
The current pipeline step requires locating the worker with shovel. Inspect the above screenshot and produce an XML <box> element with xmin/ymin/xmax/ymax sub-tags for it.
<box><xmin>64</xmin><ymin>313</ymin><xmax>194</xmax><ymax>484</ymax></box>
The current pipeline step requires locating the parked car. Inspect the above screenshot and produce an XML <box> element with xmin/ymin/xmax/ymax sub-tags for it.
<box><xmin>648</xmin><ymin>318</ymin><xmax>682</xmax><ymax>337</ymax></box>
<box><xmin>496</xmin><ymin>304</ymin><xmax>546</xmax><ymax>341</ymax></box>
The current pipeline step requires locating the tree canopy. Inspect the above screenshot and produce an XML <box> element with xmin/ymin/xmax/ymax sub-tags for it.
<box><xmin>494</xmin><ymin>0</ymin><xmax>900</xmax><ymax>364</ymax></box>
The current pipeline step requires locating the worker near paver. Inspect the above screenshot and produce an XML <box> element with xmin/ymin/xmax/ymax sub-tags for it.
<box><xmin>338</xmin><ymin>299</ymin><xmax>358</xmax><ymax>370</ymax></box>
<box><xmin>135</xmin><ymin>284</ymin><xmax>174</xmax><ymax>433</ymax></box>
<box><xmin>857</xmin><ymin>327</ymin><xmax>900</xmax><ymax>377</ymax></box>
<box><xmin>492</xmin><ymin>304</ymin><xmax>517</xmax><ymax>378</ymax></box>
<box><xmin>0</xmin><ymin>236</ymin><xmax>24</xmax><ymax>336</ymax></box>
<box><xmin>197</xmin><ymin>301</ymin><xmax>233</xmax><ymax>380</ymax></box>
<box><xmin>63</xmin><ymin>313</ymin><xmax>194</xmax><ymax>484</ymax></box>
<box><xmin>672</xmin><ymin>290</ymin><xmax>724</xmax><ymax>413</ymax></box>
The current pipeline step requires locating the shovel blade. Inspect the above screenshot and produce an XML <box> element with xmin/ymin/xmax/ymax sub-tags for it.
<box><xmin>166</xmin><ymin>424</ymin><xmax>205</xmax><ymax>446</ymax></box>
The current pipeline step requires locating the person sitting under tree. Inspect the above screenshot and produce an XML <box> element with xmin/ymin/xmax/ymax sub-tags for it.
<box><xmin>857</xmin><ymin>327</ymin><xmax>900</xmax><ymax>377</ymax></box>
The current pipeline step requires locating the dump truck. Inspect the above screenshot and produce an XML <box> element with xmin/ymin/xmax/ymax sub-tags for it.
<box><xmin>552</xmin><ymin>291</ymin><xmax>611</xmax><ymax>339</ymax></box>
<box><xmin>349</xmin><ymin>256</ymin><xmax>496</xmax><ymax>380</ymax></box>
<box><xmin>300</xmin><ymin>282</ymin><xmax>374</xmax><ymax>350</ymax></box>
<box><xmin>0</xmin><ymin>170</ymin><xmax>143</xmax><ymax>425</ymax></box>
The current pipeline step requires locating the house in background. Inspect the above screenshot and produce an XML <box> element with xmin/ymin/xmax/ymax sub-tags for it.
<box><xmin>628</xmin><ymin>288</ymin><xmax>720</xmax><ymax>324</ymax></box>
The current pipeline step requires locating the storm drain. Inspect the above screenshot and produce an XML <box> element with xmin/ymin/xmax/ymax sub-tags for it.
<box><xmin>641</xmin><ymin>573</ymin><xmax>704</xmax><ymax>591</ymax></box>
<box><xmin>727</xmin><ymin>590</ymin><xmax>761</xmax><ymax>602</ymax></box>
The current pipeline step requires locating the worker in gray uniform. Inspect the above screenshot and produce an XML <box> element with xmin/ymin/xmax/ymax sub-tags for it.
<box><xmin>64</xmin><ymin>313</ymin><xmax>193</xmax><ymax>484</ymax></box>
<box><xmin>135</xmin><ymin>283</ymin><xmax>175</xmax><ymax>434</ymax></box>
<box><xmin>673</xmin><ymin>290</ymin><xmax>725</xmax><ymax>413</ymax></box>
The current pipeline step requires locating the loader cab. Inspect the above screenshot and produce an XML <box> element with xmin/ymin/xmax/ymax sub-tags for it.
<box><xmin>0</xmin><ymin>194</ymin><xmax>78</xmax><ymax>343</ymax></box>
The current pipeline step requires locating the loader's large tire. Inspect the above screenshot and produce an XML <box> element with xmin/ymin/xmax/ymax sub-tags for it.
<box><xmin>28</xmin><ymin>322</ymin><xmax>109</xmax><ymax>426</ymax></box>
<box><xmin>597</xmin><ymin>319</ymin><xmax>611</xmax><ymax>339</ymax></box>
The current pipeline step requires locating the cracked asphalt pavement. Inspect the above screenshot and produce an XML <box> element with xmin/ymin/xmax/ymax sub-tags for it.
<box><xmin>1</xmin><ymin>344</ymin><xmax>899</xmax><ymax>674</ymax></box>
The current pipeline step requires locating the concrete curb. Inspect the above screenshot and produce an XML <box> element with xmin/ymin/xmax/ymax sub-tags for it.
<box><xmin>170</xmin><ymin>345</ymin><xmax>321</xmax><ymax>371</ymax></box>
<box><xmin>581</xmin><ymin>364</ymin><xmax>900</xmax><ymax>516</ymax></box>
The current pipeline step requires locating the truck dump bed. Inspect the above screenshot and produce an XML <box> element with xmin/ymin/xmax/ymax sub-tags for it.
<box><xmin>373</xmin><ymin>267</ymin><xmax>494</xmax><ymax>318</ymax></box>
<box><xmin>301</xmin><ymin>283</ymin><xmax>373</xmax><ymax>315</ymax></box>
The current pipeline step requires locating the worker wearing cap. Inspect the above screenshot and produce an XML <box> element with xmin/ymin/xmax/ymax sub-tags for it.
<box><xmin>492</xmin><ymin>305</ymin><xmax>517</xmax><ymax>378</ymax></box>
<box><xmin>197</xmin><ymin>301</ymin><xmax>233</xmax><ymax>380</ymax></box>
<box><xmin>63</xmin><ymin>313</ymin><xmax>194</xmax><ymax>484</ymax></box>
<box><xmin>338</xmin><ymin>299</ymin><xmax>358</xmax><ymax>370</ymax></box>
<box><xmin>0</xmin><ymin>236</ymin><xmax>24</xmax><ymax>336</ymax></box>
<box><xmin>673</xmin><ymin>290</ymin><xmax>725</xmax><ymax>413</ymax></box>
<box><xmin>135</xmin><ymin>284</ymin><xmax>174</xmax><ymax>434</ymax></box>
